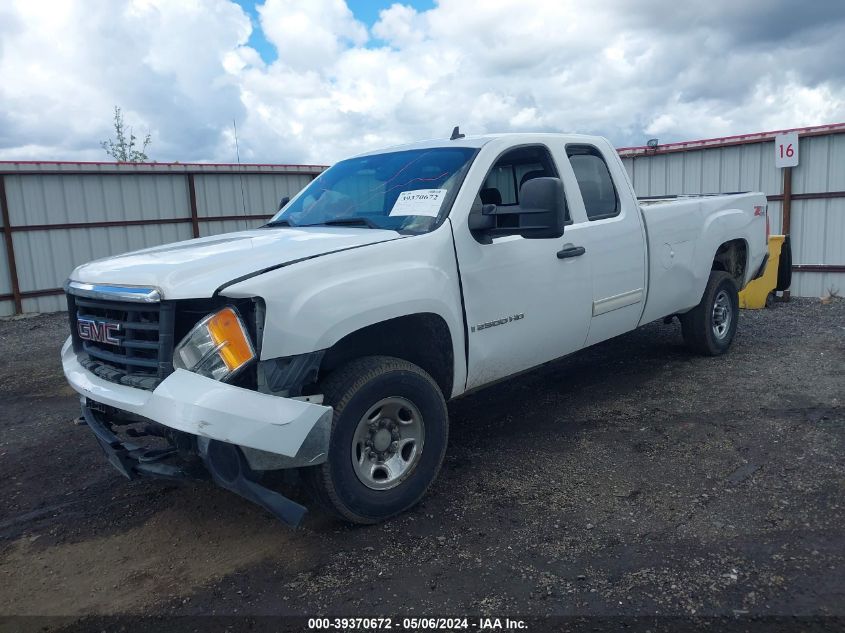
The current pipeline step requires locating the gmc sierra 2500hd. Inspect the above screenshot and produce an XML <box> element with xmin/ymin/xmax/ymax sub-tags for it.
<box><xmin>62</xmin><ymin>132</ymin><xmax>768</xmax><ymax>526</ymax></box>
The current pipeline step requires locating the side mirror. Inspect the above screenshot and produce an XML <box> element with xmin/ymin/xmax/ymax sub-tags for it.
<box><xmin>516</xmin><ymin>177</ymin><xmax>566</xmax><ymax>239</ymax></box>
<box><xmin>468</xmin><ymin>203</ymin><xmax>496</xmax><ymax>231</ymax></box>
<box><xmin>278</xmin><ymin>196</ymin><xmax>290</xmax><ymax>211</ymax></box>
<box><xmin>468</xmin><ymin>177</ymin><xmax>566</xmax><ymax>241</ymax></box>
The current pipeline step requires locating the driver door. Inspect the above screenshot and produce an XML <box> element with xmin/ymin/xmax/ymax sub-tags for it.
<box><xmin>452</xmin><ymin>144</ymin><xmax>593</xmax><ymax>391</ymax></box>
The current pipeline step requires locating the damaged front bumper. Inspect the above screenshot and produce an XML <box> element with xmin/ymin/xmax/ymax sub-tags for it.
<box><xmin>62</xmin><ymin>337</ymin><xmax>333</xmax><ymax>526</ymax></box>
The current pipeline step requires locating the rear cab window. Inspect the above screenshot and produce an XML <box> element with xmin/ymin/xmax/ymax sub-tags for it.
<box><xmin>566</xmin><ymin>145</ymin><xmax>619</xmax><ymax>221</ymax></box>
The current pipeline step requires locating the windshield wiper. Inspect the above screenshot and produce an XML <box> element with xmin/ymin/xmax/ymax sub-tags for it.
<box><xmin>309</xmin><ymin>217</ymin><xmax>381</xmax><ymax>229</ymax></box>
<box><xmin>264</xmin><ymin>218</ymin><xmax>294</xmax><ymax>228</ymax></box>
<box><xmin>266</xmin><ymin>217</ymin><xmax>382</xmax><ymax>229</ymax></box>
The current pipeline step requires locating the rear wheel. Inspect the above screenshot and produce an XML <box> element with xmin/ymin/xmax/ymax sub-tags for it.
<box><xmin>304</xmin><ymin>356</ymin><xmax>448</xmax><ymax>524</ymax></box>
<box><xmin>680</xmin><ymin>271</ymin><xmax>739</xmax><ymax>356</ymax></box>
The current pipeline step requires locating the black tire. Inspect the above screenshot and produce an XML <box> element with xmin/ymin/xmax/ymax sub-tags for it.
<box><xmin>304</xmin><ymin>356</ymin><xmax>448</xmax><ymax>524</ymax></box>
<box><xmin>680</xmin><ymin>271</ymin><xmax>739</xmax><ymax>356</ymax></box>
<box><xmin>776</xmin><ymin>235</ymin><xmax>792</xmax><ymax>292</ymax></box>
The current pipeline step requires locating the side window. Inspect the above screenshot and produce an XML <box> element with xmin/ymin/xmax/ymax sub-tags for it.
<box><xmin>483</xmin><ymin>165</ymin><xmax>517</xmax><ymax>205</ymax></box>
<box><xmin>479</xmin><ymin>145</ymin><xmax>569</xmax><ymax>221</ymax></box>
<box><xmin>566</xmin><ymin>145</ymin><xmax>619</xmax><ymax>221</ymax></box>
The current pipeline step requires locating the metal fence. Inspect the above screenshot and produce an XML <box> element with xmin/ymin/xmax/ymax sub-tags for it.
<box><xmin>619</xmin><ymin>122</ymin><xmax>845</xmax><ymax>298</ymax></box>
<box><xmin>3</xmin><ymin>125</ymin><xmax>843</xmax><ymax>315</ymax></box>
<box><xmin>0</xmin><ymin>161</ymin><xmax>324</xmax><ymax>315</ymax></box>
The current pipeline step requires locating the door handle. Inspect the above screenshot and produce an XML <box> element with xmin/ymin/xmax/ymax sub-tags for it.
<box><xmin>557</xmin><ymin>245</ymin><xmax>586</xmax><ymax>259</ymax></box>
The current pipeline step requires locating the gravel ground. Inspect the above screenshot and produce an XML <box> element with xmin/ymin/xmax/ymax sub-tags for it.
<box><xmin>0</xmin><ymin>298</ymin><xmax>842</xmax><ymax>629</ymax></box>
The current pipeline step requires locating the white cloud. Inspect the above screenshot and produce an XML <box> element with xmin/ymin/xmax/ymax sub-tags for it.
<box><xmin>0</xmin><ymin>0</ymin><xmax>844</xmax><ymax>165</ymax></box>
<box><xmin>257</xmin><ymin>0</ymin><xmax>367</xmax><ymax>70</ymax></box>
<box><xmin>371</xmin><ymin>4</ymin><xmax>424</xmax><ymax>47</ymax></box>
<box><xmin>0</xmin><ymin>0</ymin><xmax>252</xmax><ymax>161</ymax></box>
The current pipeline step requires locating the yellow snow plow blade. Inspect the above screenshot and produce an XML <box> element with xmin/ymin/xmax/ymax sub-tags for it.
<box><xmin>739</xmin><ymin>235</ymin><xmax>785</xmax><ymax>309</ymax></box>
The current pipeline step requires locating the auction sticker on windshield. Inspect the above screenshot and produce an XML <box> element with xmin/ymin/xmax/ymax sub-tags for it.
<box><xmin>389</xmin><ymin>189</ymin><xmax>447</xmax><ymax>217</ymax></box>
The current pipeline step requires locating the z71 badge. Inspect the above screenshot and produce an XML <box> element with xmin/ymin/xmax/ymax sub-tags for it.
<box><xmin>471</xmin><ymin>313</ymin><xmax>524</xmax><ymax>332</ymax></box>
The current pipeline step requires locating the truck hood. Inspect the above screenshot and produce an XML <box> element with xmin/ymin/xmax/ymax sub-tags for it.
<box><xmin>69</xmin><ymin>227</ymin><xmax>402</xmax><ymax>299</ymax></box>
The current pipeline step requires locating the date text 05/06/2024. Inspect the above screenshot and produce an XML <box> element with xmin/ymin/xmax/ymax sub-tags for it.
<box><xmin>307</xmin><ymin>617</ymin><xmax>528</xmax><ymax>630</ymax></box>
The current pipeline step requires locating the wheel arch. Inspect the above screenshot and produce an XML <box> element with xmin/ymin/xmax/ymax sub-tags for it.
<box><xmin>711</xmin><ymin>238</ymin><xmax>748</xmax><ymax>288</ymax></box>
<box><xmin>319</xmin><ymin>313</ymin><xmax>455</xmax><ymax>398</ymax></box>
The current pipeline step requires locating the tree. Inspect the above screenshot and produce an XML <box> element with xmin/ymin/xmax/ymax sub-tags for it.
<box><xmin>100</xmin><ymin>106</ymin><xmax>152</xmax><ymax>162</ymax></box>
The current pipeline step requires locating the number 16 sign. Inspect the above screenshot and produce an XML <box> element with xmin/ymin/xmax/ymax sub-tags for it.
<box><xmin>775</xmin><ymin>132</ymin><xmax>799</xmax><ymax>168</ymax></box>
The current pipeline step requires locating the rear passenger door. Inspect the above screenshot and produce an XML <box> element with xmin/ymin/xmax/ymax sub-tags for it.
<box><xmin>560</xmin><ymin>142</ymin><xmax>647</xmax><ymax>346</ymax></box>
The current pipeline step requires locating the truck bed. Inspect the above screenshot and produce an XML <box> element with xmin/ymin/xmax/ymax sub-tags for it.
<box><xmin>637</xmin><ymin>192</ymin><xmax>768</xmax><ymax>325</ymax></box>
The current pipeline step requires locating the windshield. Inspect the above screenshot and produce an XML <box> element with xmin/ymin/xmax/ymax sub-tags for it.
<box><xmin>267</xmin><ymin>147</ymin><xmax>477</xmax><ymax>233</ymax></box>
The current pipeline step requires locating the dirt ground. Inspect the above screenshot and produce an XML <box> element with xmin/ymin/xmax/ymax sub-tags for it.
<box><xmin>0</xmin><ymin>298</ymin><xmax>842</xmax><ymax>628</ymax></box>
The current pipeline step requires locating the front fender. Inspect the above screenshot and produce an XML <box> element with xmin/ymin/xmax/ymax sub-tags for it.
<box><xmin>222</xmin><ymin>226</ymin><xmax>467</xmax><ymax>397</ymax></box>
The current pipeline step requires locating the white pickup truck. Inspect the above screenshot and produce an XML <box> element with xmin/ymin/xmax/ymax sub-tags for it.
<box><xmin>62</xmin><ymin>132</ymin><xmax>769</xmax><ymax>526</ymax></box>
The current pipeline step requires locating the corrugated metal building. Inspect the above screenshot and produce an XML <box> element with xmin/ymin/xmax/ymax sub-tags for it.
<box><xmin>2</xmin><ymin>124</ymin><xmax>843</xmax><ymax>316</ymax></box>
<box><xmin>619</xmin><ymin>123</ymin><xmax>845</xmax><ymax>298</ymax></box>
<box><xmin>0</xmin><ymin>161</ymin><xmax>324</xmax><ymax>315</ymax></box>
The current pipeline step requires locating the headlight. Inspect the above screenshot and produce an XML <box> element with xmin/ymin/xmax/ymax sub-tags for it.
<box><xmin>173</xmin><ymin>307</ymin><xmax>256</xmax><ymax>381</ymax></box>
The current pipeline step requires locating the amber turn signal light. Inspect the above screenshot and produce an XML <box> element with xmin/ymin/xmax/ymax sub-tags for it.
<box><xmin>206</xmin><ymin>307</ymin><xmax>255</xmax><ymax>372</ymax></box>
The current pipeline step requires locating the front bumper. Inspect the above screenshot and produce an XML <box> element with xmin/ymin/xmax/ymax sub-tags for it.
<box><xmin>63</xmin><ymin>337</ymin><xmax>334</xmax><ymax>527</ymax></box>
<box><xmin>80</xmin><ymin>402</ymin><xmax>311</xmax><ymax>526</ymax></box>
<box><xmin>62</xmin><ymin>337</ymin><xmax>333</xmax><ymax>468</ymax></box>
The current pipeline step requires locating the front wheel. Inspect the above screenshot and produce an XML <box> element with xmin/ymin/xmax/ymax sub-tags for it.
<box><xmin>304</xmin><ymin>356</ymin><xmax>448</xmax><ymax>524</ymax></box>
<box><xmin>680</xmin><ymin>270</ymin><xmax>739</xmax><ymax>356</ymax></box>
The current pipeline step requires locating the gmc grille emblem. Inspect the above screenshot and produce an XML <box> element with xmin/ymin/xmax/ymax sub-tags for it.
<box><xmin>77</xmin><ymin>318</ymin><xmax>121</xmax><ymax>346</ymax></box>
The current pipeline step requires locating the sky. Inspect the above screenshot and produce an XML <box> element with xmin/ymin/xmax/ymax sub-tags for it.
<box><xmin>1</xmin><ymin>0</ymin><xmax>844</xmax><ymax>165</ymax></box>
